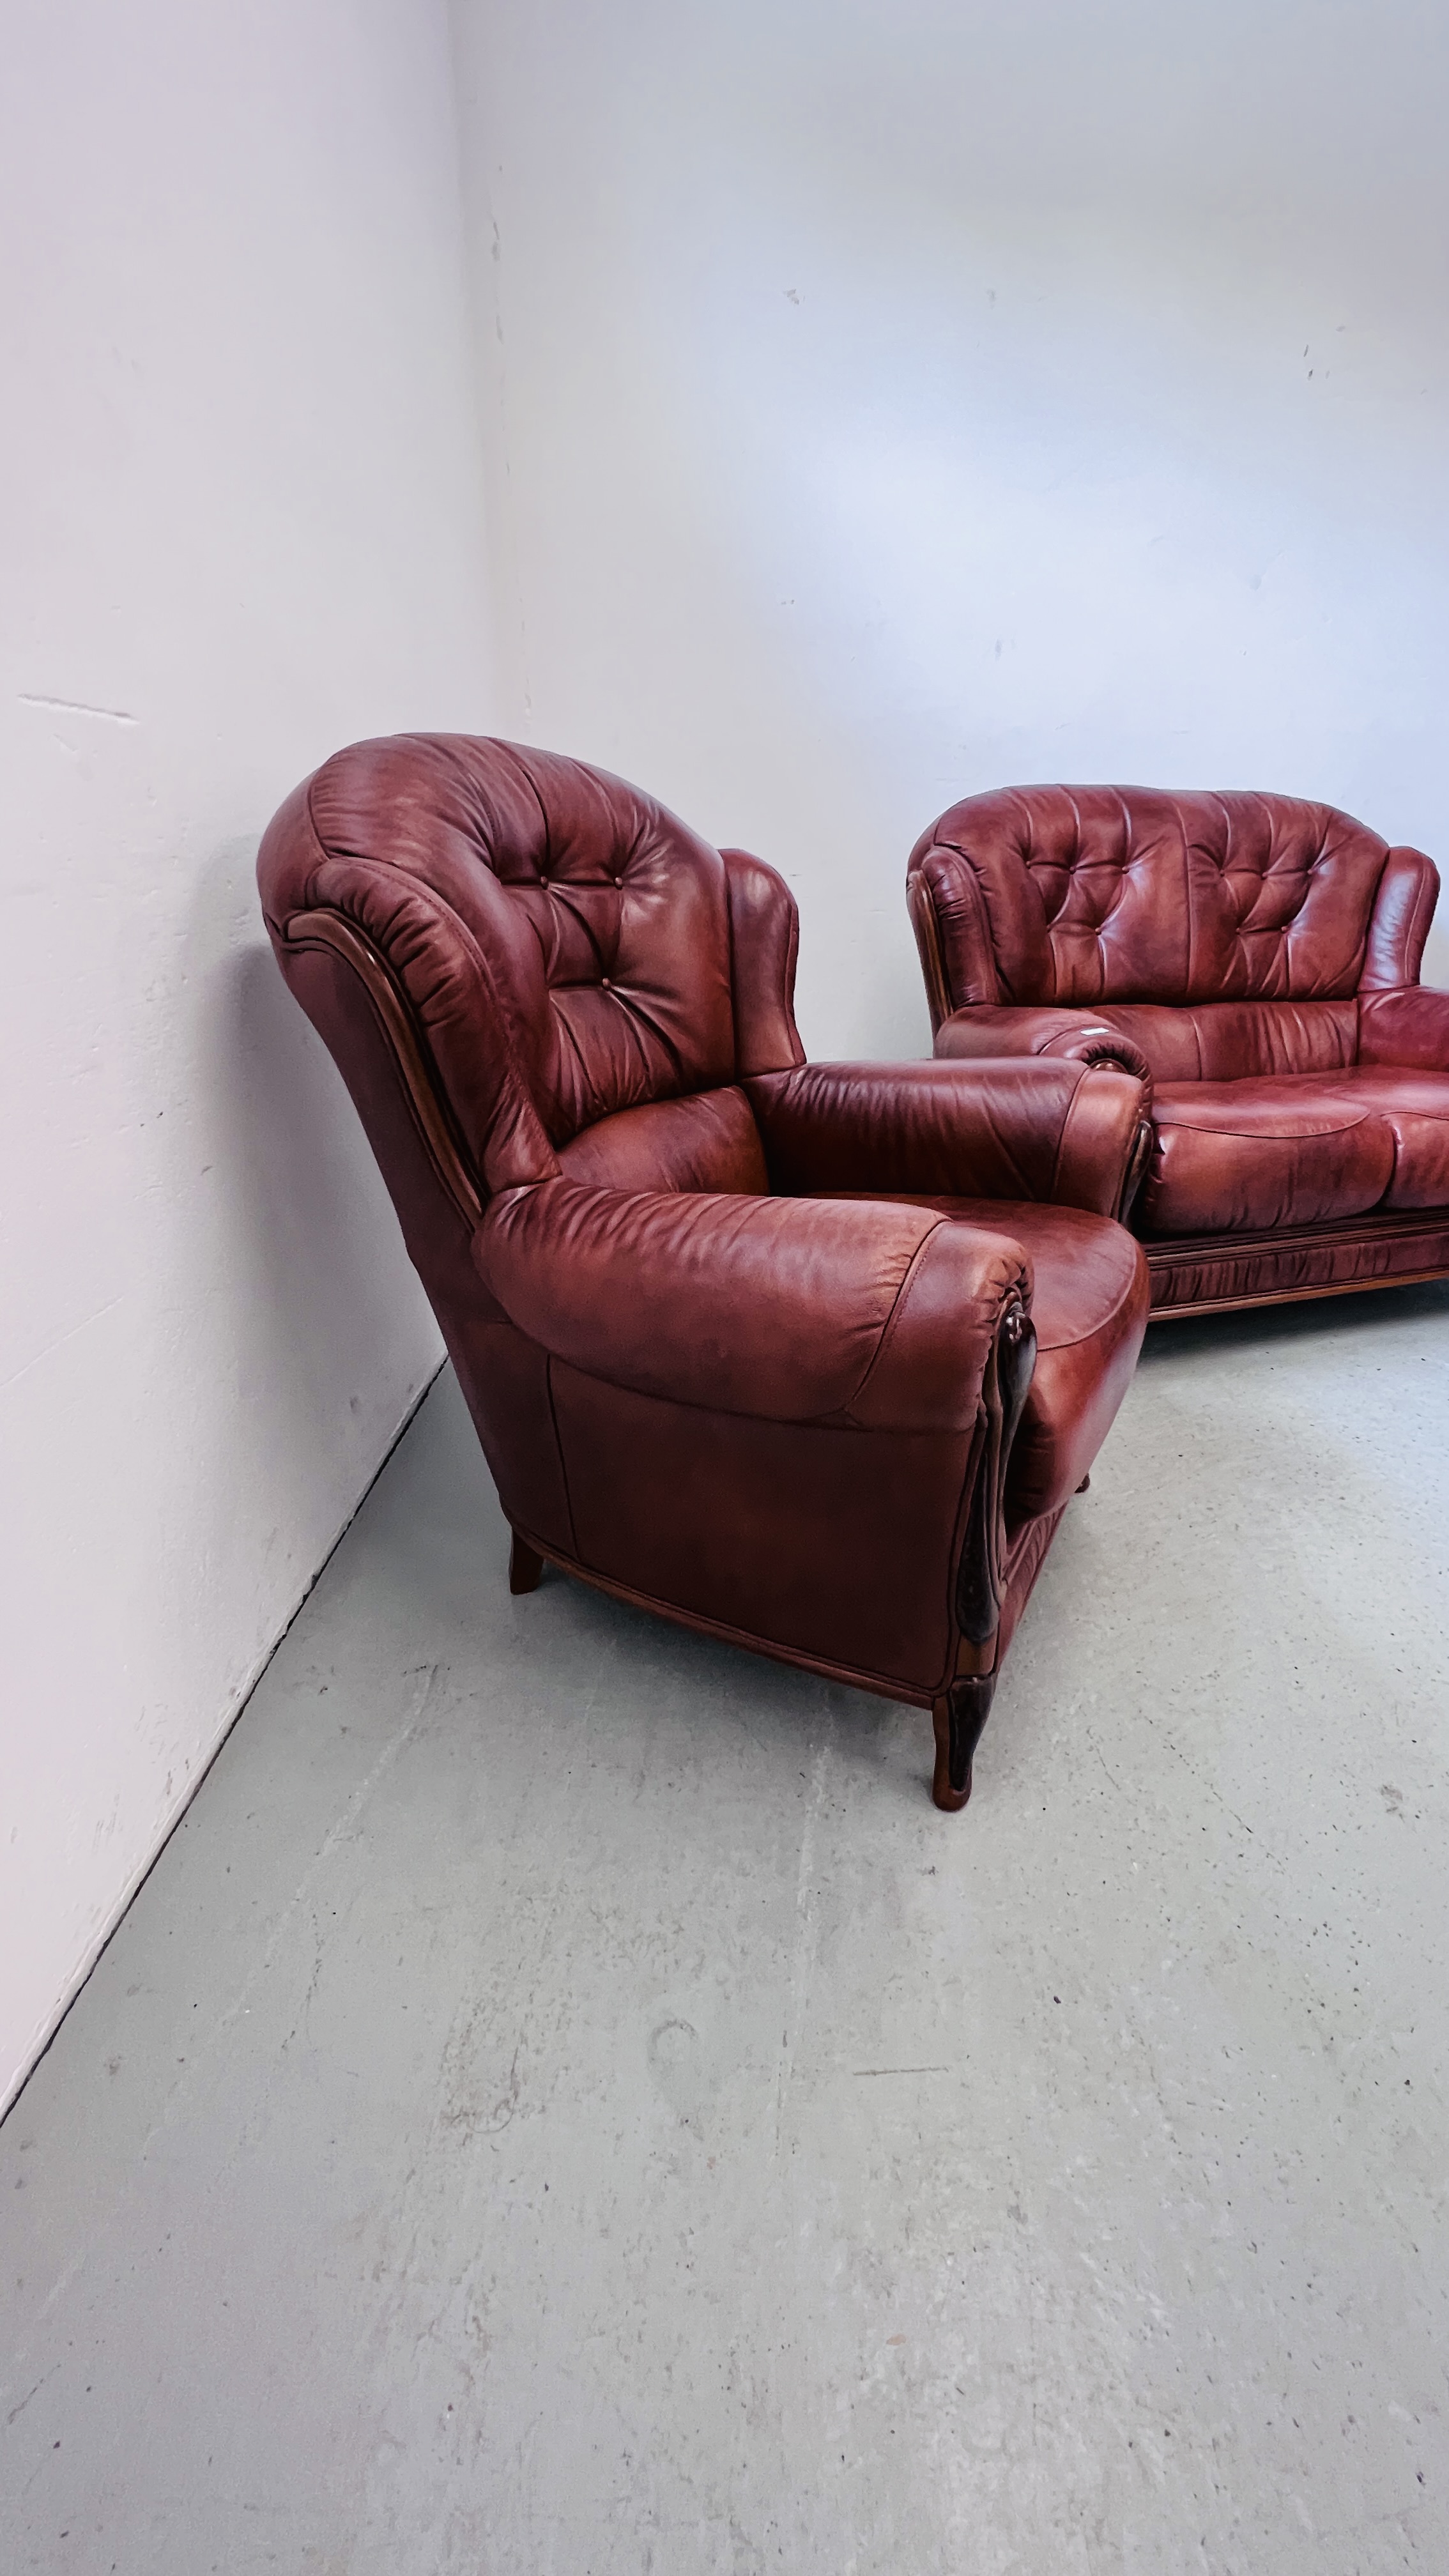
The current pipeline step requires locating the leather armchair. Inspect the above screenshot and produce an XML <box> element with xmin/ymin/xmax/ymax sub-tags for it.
<box><xmin>908</xmin><ymin>786</ymin><xmax>1449</xmax><ymax>1317</ymax></box>
<box><xmin>259</xmin><ymin>737</ymin><xmax>1149</xmax><ymax>1809</ymax></box>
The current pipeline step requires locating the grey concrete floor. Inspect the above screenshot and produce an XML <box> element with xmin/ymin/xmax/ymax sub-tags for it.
<box><xmin>4</xmin><ymin>1287</ymin><xmax>1449</xmax><ymax>2575</ymax></box>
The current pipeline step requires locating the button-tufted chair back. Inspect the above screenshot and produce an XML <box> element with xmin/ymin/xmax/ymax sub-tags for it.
<box><xmin>909</xmin><ymin>786</ymin><xmax>1398</xmax><ymax>1015</ymax></box>
<box><xmin>257</xmin><ymin>735</ymin><xmax>804</xmax><ymax>1206</ymax></box>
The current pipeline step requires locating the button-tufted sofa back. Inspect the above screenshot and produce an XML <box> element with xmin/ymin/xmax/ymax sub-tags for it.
<box><xmin>258</xmin><ymin>735</ymin><xmax>801</xmax><ymax>1202</ymax></box>
<box><xmin>909</xmin><ymin>786</ymin><xmax>1395</xmax><ymax>1014</ymax></box>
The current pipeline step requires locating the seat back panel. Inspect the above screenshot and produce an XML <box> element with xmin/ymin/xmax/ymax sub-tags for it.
<box><xmin>912</xmin><ymin>786</ymin><xmax>1391</xmax><ymax>1013</ymax></box>
<box><xmin>261</xmin><ymin>735</ymin><xmax>742</xmax><ymax>1191</ymax></box>
<box><xmin>1093</xmin><ymin>997</ymin><xmax>1360</xmax><ymax>1082</ymax></box>
<box><xmin>556</xmin><ymin>1087</ymin><xmax>768</xmax><ymax>1195</ymax></box>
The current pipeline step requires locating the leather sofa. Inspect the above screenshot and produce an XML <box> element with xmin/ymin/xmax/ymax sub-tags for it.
<box><xmin>259</xmin><ymin>736</ymin><xmax>1149</xmax><ymax>1809</ymax></box>
<box><xmin>907</xmin><ymin>786</ymin><xmax>1449</xmax><ymax>1317</ymax></box>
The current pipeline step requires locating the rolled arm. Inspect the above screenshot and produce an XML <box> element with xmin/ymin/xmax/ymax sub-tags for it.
<box><xmin>935</xmin><ymin>1003</ymin><xmax>1154</xmax><ymax>1090</ymax></box>
<box><xmin>1357</xmin><ymin>985</ymin><xmax>1449</xmax><ymax>1071</ymax></box>
<box><xmin>745</xmin><ymin>1057</ymin><xmax>1149</xmax><ymax>1218</ymax></box>
<box><xmin>475</xmin><ymin>1179</ymin><xmax>1031</xmax><ymax>1432</ymax></box>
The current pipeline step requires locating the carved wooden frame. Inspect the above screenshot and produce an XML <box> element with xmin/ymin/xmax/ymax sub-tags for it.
<box><xmin>929</xmin><ymin>1293</ymin><xmax>1036</xmax><ymax>1812</ymax></box>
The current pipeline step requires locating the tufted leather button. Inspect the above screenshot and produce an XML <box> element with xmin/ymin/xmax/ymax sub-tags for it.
<box><xmin>601</xmin><ymin>976</ymin><xmax>612</xmax><ymax>989</ymax></box>
<box><xmin>538</xmin><ymin>874</ymin><xmax>549</xmax><ymax>888</ymax></box>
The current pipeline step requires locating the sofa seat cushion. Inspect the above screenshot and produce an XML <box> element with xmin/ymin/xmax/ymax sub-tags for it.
<box><xmin>1317</xmin><ymin>1068</ymin><xmax>1449</xmax><ymax>1211</ymax></box>
<box><xmin>1142</xmin><ymin>1077</ymin><xmax>1394</xmax><ymax>1236</ymax></box>
<box><xmin>1141</xmin><ymin>1068</ymin><xmax>1449</xmax><ymax>1235</ymax></box>
<box><xmin>819</xmin><ymin>1195</ymin><xmax>1147</xmax><ymax>1521</ymax></box>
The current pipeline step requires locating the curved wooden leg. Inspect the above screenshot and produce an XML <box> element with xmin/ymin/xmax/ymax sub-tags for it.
<box><xmin>1075</xmin><ymin>1473</ymin><xmax>1091</xmax><ymax>1493</ymax></box>
<box><xmin>509</xmin><ymin>1532</ymin><xmax>544</xmax><ymax>1595</ymax></box>
<box><xmin>931</xmin><ymin>1675</ymin><xmax>997</xmax><ymax>1813</ymax></box>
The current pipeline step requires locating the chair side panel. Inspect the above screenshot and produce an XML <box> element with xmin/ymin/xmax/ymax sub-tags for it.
<box><xmin>275</xmin><ymin>934</ymin><xmax>574</xmax><ymax>1553</ymax></box>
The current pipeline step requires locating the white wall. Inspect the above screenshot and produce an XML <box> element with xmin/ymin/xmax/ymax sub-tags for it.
<box><xmin>453</xmin><ymin>0</ymin><xmax>1449</xmax><ymax>1057</ymax></box>
<box><xmin>0</xmin><ymin>2</ymin><xmax>497</xmax><ymax>2112</ymax></box>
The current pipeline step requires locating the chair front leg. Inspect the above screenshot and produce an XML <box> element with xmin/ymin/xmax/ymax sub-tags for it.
<box><xmin>931</xmin><ymin>1674</ymin><xmax>997</xmax><ymax>1811</ymax></box>
<box><xmin>509</xmin><ymin>1531</ymin><xmax>544</xmax><ymax>1595</ymax></box>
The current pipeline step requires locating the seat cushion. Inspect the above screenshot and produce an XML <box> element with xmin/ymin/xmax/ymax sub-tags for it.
<box><xmin>1317</xmin><ymin>1068</ymin><xmax>1449</xmax><ymax>1211</ymax></box>
<box><xmin>818</xmin><ymin>1195</ymin><xmax>1148</xmax><ymax>1521</ymax></box>
<box><xmin>1140</xmin><ymin>1068</ymin><xmax>1449</xmax><ymax>1235</ymax></box>
<box><xmin>1142</xmin><ymin>1078</ymin><xmax>1395</xmax><ymax>1235</ymax></box>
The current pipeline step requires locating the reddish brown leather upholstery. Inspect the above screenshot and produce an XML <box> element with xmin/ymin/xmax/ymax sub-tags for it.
<box><xmin>260</xmin><ymin>736</ymin><xmax>1150</xmax><ymax>1809</ymax></box>
<box><xmin>815</xmin><ymin>1197</ymin><xmax>1145</xmax><ymax>1519</ymax></box>
<box><xmin>908</xmin><ymin>786</ymin><xmax>1449</xmax><ymax>1316</ymax></box>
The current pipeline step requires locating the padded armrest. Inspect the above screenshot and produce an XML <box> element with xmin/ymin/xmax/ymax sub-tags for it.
<box><xmin>745</xmin><ymin>1057</ymin><xmax>1147</xmax><ymax>1218</ymax></box>
<box><xmin>475</xmin><ymin>1179</ymin><xmax>1030</xmax><ymax>1433</ymax></box>
<box><xmin>935</xmin><ymin>1004</ymin><xmax>1154</xmax><ymax>1090</ymax></box>
<box><xmin>1357</xmin><ymin>985</ymin><xmax>1449</xmax><ymax>1071</ymax></box>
